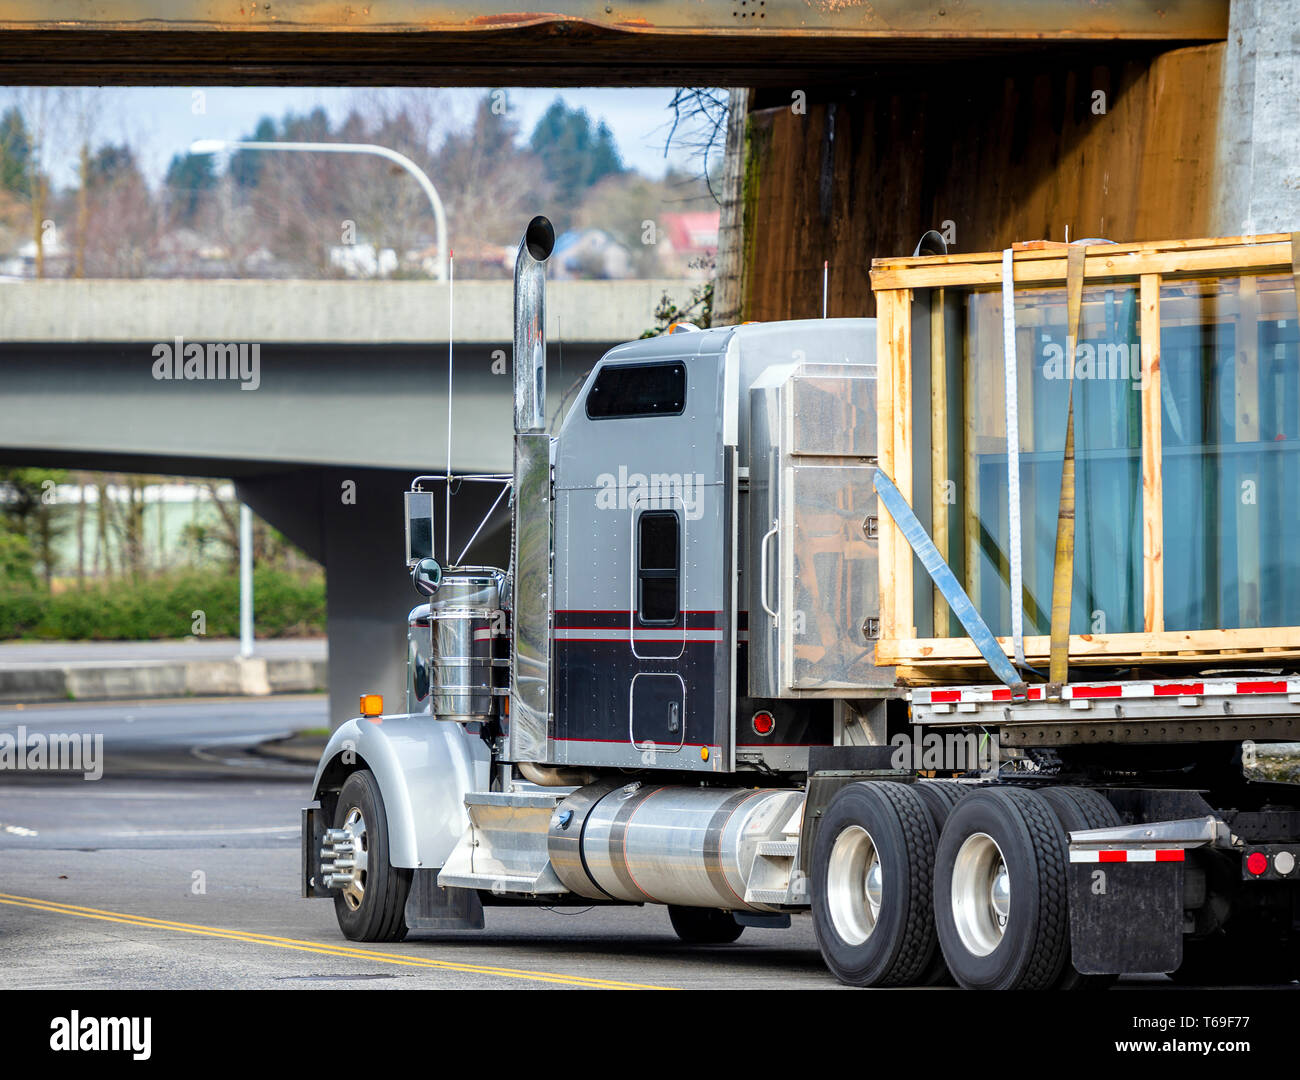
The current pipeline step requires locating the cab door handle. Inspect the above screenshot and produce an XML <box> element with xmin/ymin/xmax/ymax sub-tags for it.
<box><xmin>759</xmin><ymin>520</ymin><xmax>779</xmax><ymax>624</ymax></box>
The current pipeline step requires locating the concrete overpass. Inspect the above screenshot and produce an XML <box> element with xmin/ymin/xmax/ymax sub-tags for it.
<box><xmin>0</xmin><ymin>277</ymin><xmax>692</xmax><ymax>725</ymax></box>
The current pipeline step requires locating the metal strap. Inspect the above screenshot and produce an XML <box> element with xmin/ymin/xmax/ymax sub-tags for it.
<box><xmin>1001</xmin><ymin>249</ymin><xmax>1026</xmax><ymax>668</ymax></box>
<box><xmin>1292</xmin><ymin>232</ymin><xmax>1300</xmax><ymax>315</ymax></box>
<box><xmin>1048</xmin><ymin>246</ymin><xmax>1088</xmax><ymax>687</ymax></box>
<box><xmin>873</xmin><ymin>468</ymin><xmax>1026</xmax><ymax>697</ymax></box>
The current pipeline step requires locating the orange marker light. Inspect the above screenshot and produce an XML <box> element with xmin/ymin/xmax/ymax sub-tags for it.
<box><xmin>359</xmin><ymin>694</ymin><xmax>384</xmax><ymax>719</ymax></box>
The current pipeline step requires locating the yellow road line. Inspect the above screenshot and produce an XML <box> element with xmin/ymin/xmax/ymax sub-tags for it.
<box><xmin>0</xmin><ymin>892</ymin><xmax>671</xmax><ymax>990</ymax></box>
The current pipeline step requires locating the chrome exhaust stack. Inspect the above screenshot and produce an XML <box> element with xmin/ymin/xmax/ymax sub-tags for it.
<box><xmin>508</xmin><ymin>216</ymin><xmax>555</xmax><ymax>765</ymax></box>
<box><xmin>513</xmin><ymin>215</ymin><xmax>555</xmax><ymax>435</ymax></box>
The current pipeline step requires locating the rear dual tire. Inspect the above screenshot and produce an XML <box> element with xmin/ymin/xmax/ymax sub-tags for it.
<box><xmin>933</xmin><ymin>787</ymin><xmax>1071</xmax><ymax>990</ymax></box>
<box><xmin>1036</xmin><ymin>786</ymin><xmax>1122</xmax><ymax>989</ymax></box>
<box><xmin>811</xmin><ymin>782</ymin><xmax>941</xmax><ymax>987</ymax></box>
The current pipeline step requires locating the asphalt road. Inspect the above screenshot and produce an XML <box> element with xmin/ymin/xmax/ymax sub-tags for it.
<box><xmin>0</xmin><ymin>696</ymin><xmax>832</xmax><ymax>990</ymax></box>
<box><xmin>0</xmin><ymin>695</ymin><xmax>326</xmax><ymax>780</ymax></box>
<box><xmin>0</xmin><ymin>697</ymin><xmax>1295</xmax><ymax>991</ymax></box>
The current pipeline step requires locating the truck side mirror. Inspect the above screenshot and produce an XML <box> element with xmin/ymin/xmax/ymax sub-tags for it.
<box><xmin>411</xmin><ymin>557</ymin><xmax>442</xmax><ymax>597</ymax></box>
<box><xmin>405</xmin><ymin>490</ymin><xmax>434</xmax><ymax>566</ymax></box>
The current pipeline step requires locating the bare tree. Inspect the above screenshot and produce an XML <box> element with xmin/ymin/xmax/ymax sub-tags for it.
<box><xmin>663</xmin><ymin>89</ymin><xmax>730</xmax><ymax>203</ymax></box>
<box><xmin>67</xmin><ymin>89</ymin><xmax>105</xmax><ymax>279</ymax></box>
<box><xmin>9</xmin><ymin>88</ymin><xmax>70</xmax><ymax>277</ymax></box>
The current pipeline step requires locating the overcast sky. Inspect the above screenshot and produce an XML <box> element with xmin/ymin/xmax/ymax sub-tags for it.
<box><xmin>0</xmin><ymin>86</ymin><xmax>706</xmax><ymax>189</ymax></box>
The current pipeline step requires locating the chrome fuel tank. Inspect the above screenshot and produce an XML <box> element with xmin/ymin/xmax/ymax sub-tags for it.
<box><xmin>547</xmin><ymin>783</ymin><xmax>804</xmax><ymax>911</ymax></box>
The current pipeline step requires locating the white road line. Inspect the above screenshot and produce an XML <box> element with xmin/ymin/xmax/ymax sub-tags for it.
<box><xmin>1</xmin><ymin>823</ymin><xmax>39</xmax><ymax>836</ymax></box>
<box><xmin>104</xmin><ymin>825</ymin><xmax>298</xmax><ymax>837</ymax></box>
<box><xmin>0</xmin><ymin>791</ymin><xmax>210</xmax><ymax>799</ymax></box>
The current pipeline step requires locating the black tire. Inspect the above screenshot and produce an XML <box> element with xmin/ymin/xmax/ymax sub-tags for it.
<box><xmin>911</xmin><ymin>780</ymin><xmax>971</xmax><ymax>986</ymax></box>
<box><xmin>332</xmin><ymin>770</ymin><xmax>411</xmax><ymax>943</ymax></box>
<box><xmin>934</xmin><ymin>787</ymin><xmax>1070</xmax><ymax>990</ymax></box>
<box><xmin>812</xmin><ymin>781</ymin><xmax>939</xmax><ymax>987</ymax></box>
<box><xmin>1036</xmin><ymin>786</ymin><xmax>1122</xmax><ymax>990</ymax></box>
<box><xmin>668</xmin><ymin>906</ymin><xmax>744</xmax><ymax>944</ymax></box>
<box><xmin>913</xmin><ymin>780</ymin><xmax>970</xmax><ymax>830</ymax></box>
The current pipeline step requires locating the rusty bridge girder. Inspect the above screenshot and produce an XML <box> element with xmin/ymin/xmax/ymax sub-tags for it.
<box><xmin>0</xmin><ymin>1</ymin><xmax>1228</xmax><ymax>86</ymax></box>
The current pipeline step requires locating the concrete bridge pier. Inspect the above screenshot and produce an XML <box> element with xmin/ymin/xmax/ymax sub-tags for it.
<box><xmin>239</xmin><ymin>468</ymin><xmax>510</xmax><ymax>730</ymax></box>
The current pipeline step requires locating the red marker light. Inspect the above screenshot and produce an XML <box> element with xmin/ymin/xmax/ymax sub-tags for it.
<box><xmin>1246</xmin><ymin>852</ymin><xmax>1268</xmax><ymax>876</ymax></box>
<box><xmin>752</xmin><ymin>711</ymin><xmax>775</xmax><ymax>736</ymax></box>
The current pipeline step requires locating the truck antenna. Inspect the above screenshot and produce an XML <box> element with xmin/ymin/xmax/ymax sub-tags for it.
<box><xmin>822</xmin><ymin>260</ymin><xmax>828</xmax><ymax>319</ymax></box>
<box><xmin>445</xmin><ymin>248</ymin><xmax>454</xmax><ymax>565</ymax></box>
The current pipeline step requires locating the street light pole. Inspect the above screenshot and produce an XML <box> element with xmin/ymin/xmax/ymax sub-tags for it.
<box><xmin>239</xmin><ymin>503</ymin><xmax>254</xmax><ymax>659</ymax></box>
<box><xmin>189</xmin><ymin>139</ymin><xmax>449</xmax><ymax>281</ymax></box>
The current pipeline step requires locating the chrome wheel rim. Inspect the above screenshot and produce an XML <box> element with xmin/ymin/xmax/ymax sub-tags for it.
<box><xmin>951</xmin><ymin>831</ymin><xmax>1010</xmax><ymax>957</ymax></box>
<box><xmin>337</xmin><ymin>806</ymin><xmax>370</xmax><ymax>911</ymax></box>
<box><xmin>827</xmin><ymin>825</ymin><xmax>882</xmax><ymax>946</ymax></box>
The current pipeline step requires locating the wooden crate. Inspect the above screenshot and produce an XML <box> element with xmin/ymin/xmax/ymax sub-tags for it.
<box><xmin>871</xmin><ymin>233</ymin><xmax>1300</xmax><ymax>669</ymax></box>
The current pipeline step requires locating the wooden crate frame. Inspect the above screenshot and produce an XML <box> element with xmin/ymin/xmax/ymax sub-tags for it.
<box><xmin>870</xmin><ymin>233</ymin><xmax>1299</xmax><ymax>667</ymax></box>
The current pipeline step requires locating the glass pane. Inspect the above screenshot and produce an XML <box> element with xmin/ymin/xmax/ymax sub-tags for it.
<box><xmin>639</xmin><ymin>577</ymin><xmax>679</xmax><ymax>623</ymax></box>
<box><xmin>1160</xmin><ymin>274</ymin><xmax>1300</xmax><ymax>630</ymax></box>
<box><xmin>638</xmin><ymin>511</ymin><xmax>679</xmax><ymax>571</ymax></box>
<box><xmin>586</xmin><ymin>361</ymin><xmax>686</xmax><ymax>419</ymax></box>
<box><xmin>921</xmin><ymin>281</ymin><xmax>1143</xmax><ymax>638</ymax></box>
<box><xmin>637</xmin><ymin>510</ymin><xmax>679</xmax><ymax>623</ymax></box>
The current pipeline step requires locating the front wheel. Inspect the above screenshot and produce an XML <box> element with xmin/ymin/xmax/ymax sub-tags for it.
<box><xmin>329</xmin><ymin>770</ymin><xmax>411</xmax><ymax>942</ymax></box>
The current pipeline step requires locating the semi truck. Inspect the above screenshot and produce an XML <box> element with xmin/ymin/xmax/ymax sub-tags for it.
<box><xmin>301</xmin><ymin>216</ymin><xmax>1300</xmax><ymax>989</ymax></box>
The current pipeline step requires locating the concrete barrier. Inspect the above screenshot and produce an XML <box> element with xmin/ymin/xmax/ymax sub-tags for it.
<box><xmin>0</xmin><ymin>657</ymin><xmax>327</xmax><ymax>705</ymax></box>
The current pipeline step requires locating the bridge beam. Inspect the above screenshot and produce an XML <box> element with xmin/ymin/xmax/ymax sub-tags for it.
<box><xmin>0</xmin><ymin>2</ymin><xmax>1228</xmax><ymax>86</ymax></box>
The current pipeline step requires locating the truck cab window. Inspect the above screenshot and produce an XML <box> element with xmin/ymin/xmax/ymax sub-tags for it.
<box><xmin>586</xmin><ymin>361</ymin><xmax>686</xmax><ymax>419</ymax></box>
<box><xmin>637</xmin><ymin>510</ymin><xmax>680</xmax><ymax>624</ymax></box>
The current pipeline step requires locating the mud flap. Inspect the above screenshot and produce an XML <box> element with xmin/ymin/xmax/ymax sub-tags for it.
<box><xmin>1069</xmin><ymin>861</ymin><xmax>1184</xmax><ymax>974</ymax></box>
<box><xmin>301</xmin><ymin>804</ymin><xmax>332</xmax><ymax>898</ymax></box>
<box><xmin>405</xmin><ymin>869</ymin><xmax>485</xmax><ymax>931</ymax></box>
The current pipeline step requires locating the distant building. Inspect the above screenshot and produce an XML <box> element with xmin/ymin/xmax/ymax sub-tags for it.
<box><xmin>47</xmin><ymin>481</ymin><xmax>239</xmax><ymax>578</ymax></box>
<box><xmin>658</xmin><ymin>211</ymin><xmax>719</xmax><ymax>279</ymax></box>
<box><xmin>328</xmin><ymin>243</ymin><xmax>399</xmax><ymax>279</ymax></box>
<box><xmin>1</xmin><ymin>231</ymin><xmax>71</xmax><ymax>278</ymax></box>
<box><xmin>407</xmin><ymin>238</ymin><xmax>509</xmax><ymax>279</ymax></box>
<box><xmin>551</xmin><ymin>228</ymin><xmax>633</xmax><ymax>280</ymax></box>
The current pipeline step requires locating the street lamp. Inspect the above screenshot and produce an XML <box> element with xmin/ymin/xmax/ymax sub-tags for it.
<box><xmin>188</xmin><ymin>138</ymin><xmax>449</xmax><ymax>281</ymax></box>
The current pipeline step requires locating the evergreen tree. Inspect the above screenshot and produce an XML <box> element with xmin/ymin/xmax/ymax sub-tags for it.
<box><xmin>0</xmin><ymin>107</ymin><xmax>32</xmax><ymax>197</ymax></box>
<box><xmin>528</xmin><ymin>99</ymin><xmax>624</xmax><ymax>209</ymax></box>
<box><xmin>164</xmin><ymin>151</ymin><xmax>218</xmax><ymax>222</ymax></box>
<box><xmin>89</xmin><ymin>144</ymin><xmax>141</xmax><ymax>188</ymax></box>
<box><xmin>231</xmin><ymin>116</ymin><xmax>277</xmax><ymax>189</ymax></box>
<box><xmin>0</xmin><ymin>468</ymin><xmax>68</xmax><ymax>590</ymax></box>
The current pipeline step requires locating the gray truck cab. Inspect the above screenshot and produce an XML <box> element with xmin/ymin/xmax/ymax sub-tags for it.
<box><xmin>539</xmin><ymin>318</ymin><xmax>890</xmax><ymax>775</ymax></box>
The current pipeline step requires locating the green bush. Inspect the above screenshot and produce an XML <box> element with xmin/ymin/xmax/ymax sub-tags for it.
<box><xmin>0</xmin><ymin>530</ymin><xmax>37</xmax><ymax>590</ymax></box>
<box><xmin>0</xmin><ymin>569</ymin><xmax>325</xmax><ymax>640</ymax></box>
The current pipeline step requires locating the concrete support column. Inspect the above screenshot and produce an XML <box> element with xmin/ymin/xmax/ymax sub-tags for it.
<box><xmin>1214</xmin><ymin>0</ymin><xmax>1300</xmax><ymax>235</ymax></box>
<box><xmin>238</xmin><ymin>467</ymin><xmax>510</xmax><ymax>730</ymax></box>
